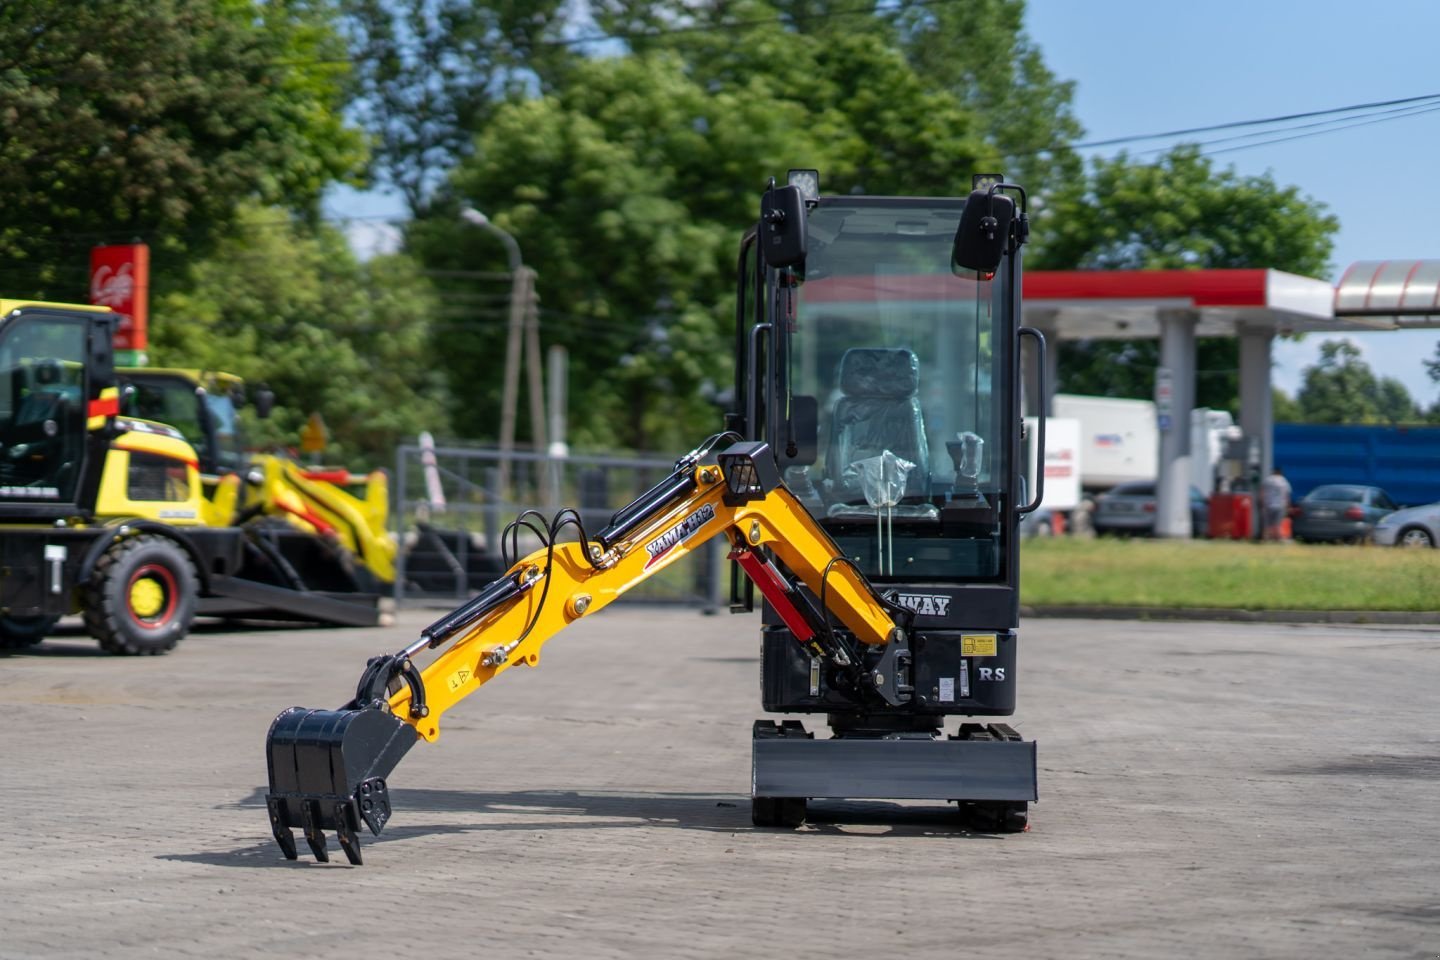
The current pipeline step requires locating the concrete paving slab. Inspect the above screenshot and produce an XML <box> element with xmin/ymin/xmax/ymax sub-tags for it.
<box><xmin>0</xmin><ymin>609</ymin><xmax>1435</xmax><ymax>959</ymax></box>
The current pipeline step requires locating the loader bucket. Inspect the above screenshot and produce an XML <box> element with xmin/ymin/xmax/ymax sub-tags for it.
<box><xmin>264</xmin><ymin>705</ymin><xmax>417</xmax><ymax>865</ymax></box>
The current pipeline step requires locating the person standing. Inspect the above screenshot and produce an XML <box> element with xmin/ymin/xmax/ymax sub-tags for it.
<box><xmin>1260</xmin><ymin>466</ymin><xmax>1292</xmax><ymax>541</ymax></box>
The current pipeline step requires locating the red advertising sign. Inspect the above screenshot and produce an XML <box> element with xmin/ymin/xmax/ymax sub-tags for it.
<box><xmin>89</xmin><ymin>244</ymin><xmax>150</xmax><ymax>352</ymax></box>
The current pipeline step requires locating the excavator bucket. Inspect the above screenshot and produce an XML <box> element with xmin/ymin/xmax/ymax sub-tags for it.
<box><xmin>264</xmin><ymin>705</ymin><xmax>416</xmax><ymax>865</ymax></box>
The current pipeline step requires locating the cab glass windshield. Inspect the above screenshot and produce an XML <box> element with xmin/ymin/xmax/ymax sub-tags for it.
<box><xmin>787</xmin><ymin>198</ymin><xmax>1009</xmax><ymax>582</ymax></box>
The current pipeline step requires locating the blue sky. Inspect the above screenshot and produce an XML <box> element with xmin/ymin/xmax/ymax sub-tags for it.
<box><xmin>1022</xmin><ymin>0</ymin><xmax>1440</xmax><ymax>406</ymax></box>
<box><xmin>330</xmin><ymin>0</ymin><xmax>1440</xmax><ymax>407</ymax></box>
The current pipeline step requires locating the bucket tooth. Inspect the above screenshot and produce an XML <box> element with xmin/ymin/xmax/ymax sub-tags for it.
<box><xmin>335</xmin><ymin>804</ymin><xmax>363</xmax><ymax>866</ymax></box>
<box><xmin>267</xmin><ymin>797</ymin><xmax>298</xmax><ymax>861</ymax></box>
<box><xmin>301</xmin><ymin>800</ymin><xmax>329</xmax><ymax>863</ymax></box>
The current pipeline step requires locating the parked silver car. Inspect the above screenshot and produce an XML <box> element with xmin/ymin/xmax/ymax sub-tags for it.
<box><xmin>1092</xmin><ymin>480</ymin><xmax>1208</xmax><ymax>537</ymax></box>
<box><xmin>1372</xmin><ymin>501</ymin><xmax>1440</xmax><ymax>547</ymax></box>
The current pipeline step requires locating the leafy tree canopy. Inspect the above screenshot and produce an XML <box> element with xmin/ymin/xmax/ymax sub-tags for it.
<box><xmin>0</xmin><ymin>0</ymin><xmax>365</xmax><ymax>297</ymax></box>
<box><xmin>1036</xmin><ymin>145</ymin><xmax>1337</xmax><ymax>273</ymax></box>
<box><xmin>1271</xmin><ymin>387</ymin><xmax>1301</xmax><ymax>424</ymax></box>
<box><xmin>152</xmin><ymin>206</ymin><xmax>450</xmax><ymax>466</ymax></box>
<box><xmin>341</xmin><ymin>0</ymin><xmax>575</xmax><ymax>213</ymax></box>
<box><xmin>1295</xmin><ymin>340</ymin><xmax>1418</xmax><ymax>425</ymax></box>
<box><xmin>412</xmin><ymin>14</ymin><xmax>1009</xmax><ymax>450</ymax></box>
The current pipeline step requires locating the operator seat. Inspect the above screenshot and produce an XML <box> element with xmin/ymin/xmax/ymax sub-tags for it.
<box><xmin>16</xmin><ymin>359</ymin><xmax>67</xmax><ymax>425</ymax></box>
<box><xmin>823</xmin><ymin>347</ymin><xmax>937</xmax><ymax>520</ymax></box>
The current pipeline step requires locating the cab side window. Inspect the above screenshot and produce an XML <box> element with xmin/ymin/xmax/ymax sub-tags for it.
<box><xmin>0</xmin><ymin>319</ymin><xmax>87</xmax><ymax>500</ymax></box>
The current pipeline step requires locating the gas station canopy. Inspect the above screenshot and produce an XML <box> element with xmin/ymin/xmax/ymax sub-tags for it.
<box><xmin>1334</xmin><ymin>261</ymin><xmax>1440</xmax><ymax>328</ymax></box>
<box><xmin>1017</xmin><ymin>266</ymin><xmax>1410</xmax><ymax>539</ymax></box>
<box><xmin>1024</xmin><ymin>268</ymin><xmax>1392</xmax><ymax>337</ymax></box>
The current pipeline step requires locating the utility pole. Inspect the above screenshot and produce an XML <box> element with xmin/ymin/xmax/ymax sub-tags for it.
<box><xmin>523</xmin><ymin>269</ymin><xmax>548</xmax><ymax>471</ymax></box>
<box><xmin>460</xmin><ymin>208</ymin><xmax>546</xmax><ymax>505</ymax></box>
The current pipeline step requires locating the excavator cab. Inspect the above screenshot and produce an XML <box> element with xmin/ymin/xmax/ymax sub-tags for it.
<box><xmin>734</xmin><ymin>174</ymin><xmax>1041</xmax><ymax>828</ymax></box>
<box><xmin>0</xmin><ymin>305</ymin><xmax>107</xmax><ymax>508</ymax></box>
<box><xmin>263</xmin><ymin>175</ymin><xmax>1042</xmax><ymax>863</ymax></box>
<box><xmin>119</xmin><ymin>369</ymin><xmax>249</xmax><ymax>477</ymax></box>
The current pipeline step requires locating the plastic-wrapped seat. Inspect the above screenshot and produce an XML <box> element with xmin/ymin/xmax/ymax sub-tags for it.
<box><xmin>824</xmin><ymin>347</ymin><xmax>937</xmax><ymax>520</ymax></box>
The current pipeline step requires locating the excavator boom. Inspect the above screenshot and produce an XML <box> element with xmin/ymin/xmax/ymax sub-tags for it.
<box><xmin>264</xmin><ymin>437</ymin><xmax>901</xmax><ymax>864</ymax></box>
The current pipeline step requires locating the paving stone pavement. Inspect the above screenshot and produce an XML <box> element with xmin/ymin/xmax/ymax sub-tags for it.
<box><xmin>1</xmin><ymin>608</ymin><xmax>1436</xmax><ymax>960</ymax></box>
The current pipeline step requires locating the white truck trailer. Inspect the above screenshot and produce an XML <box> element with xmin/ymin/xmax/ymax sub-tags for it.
<box><xmin>1052</xmin><ymin>393</ymin><xmax>1238</xmax><ymax>495</ymax></box>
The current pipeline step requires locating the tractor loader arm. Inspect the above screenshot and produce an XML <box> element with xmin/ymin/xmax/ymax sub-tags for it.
<box><xmin>264</xmin><ymin>437</ymin><xmax>906</xmax><ymax>864</ymax></box>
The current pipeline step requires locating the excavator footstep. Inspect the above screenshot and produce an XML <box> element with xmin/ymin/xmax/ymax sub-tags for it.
<box><xmin>264</xmin><ymin>705</ymin><xmax>416</xmax><ymax>864</ymax></box>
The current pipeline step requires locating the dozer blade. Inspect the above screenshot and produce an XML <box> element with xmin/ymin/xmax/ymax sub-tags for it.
<box><xmin>264</xmin><ymin>705</ymin><xmax>417</xmax><ymax>864</ymax></box>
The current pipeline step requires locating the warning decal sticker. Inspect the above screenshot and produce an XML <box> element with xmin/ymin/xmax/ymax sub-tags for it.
<box><xmin>962</xmin><ymin>634</ymin><xmax>998</xmax><ymax>657</ymax></box>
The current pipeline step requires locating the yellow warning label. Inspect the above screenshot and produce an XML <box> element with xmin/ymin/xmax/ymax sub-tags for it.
<box><xmin>447</xmin><ymin>668</ymin><xmax>472</xmax><ymax>692</ymax></box>
<box><xmin>961</xmin><ymin>634</ymin><xmax>998</xmax><ymax>657</ymax></box>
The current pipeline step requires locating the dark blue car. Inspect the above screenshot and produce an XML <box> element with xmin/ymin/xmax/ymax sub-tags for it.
<box><xmin>1291</xmin><ymin>484</ymin><xmax>1398</xmax><ymax>544</ymax></box>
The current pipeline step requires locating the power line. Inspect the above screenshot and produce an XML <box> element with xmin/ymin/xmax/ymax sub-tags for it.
<box><xmin>1149</xmin><ymin>99</ymin><xmax>1440</xmax><ymax>155</ymax></box>
<box><xmin>1202</xmin><ymin>102</ymin><xmax>1440</xmax><ymax>158</ymax></box>
<box><xmin>1067</xmin><ymin>91</ymin><xmax>1440</xmax><ymax>151</ymax></box>
<box><xmin>999</xmin><ymin>91</ymin><xmax>1440</xmax><ymax>162</ymax></box>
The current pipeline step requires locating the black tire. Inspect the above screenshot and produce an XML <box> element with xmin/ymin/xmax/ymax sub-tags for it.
<box><xmin>1398</xmin><ymin>527</ymin><xmax>1435</xmax><ymax>548</ymax></box>
<box><xmin>959</xmin><ymin>800</ymin><xmax>1029</xmax><ymax>833</ymax></box>
<box><xmin>751</xmin><ymin>796</ymin><xmax>779</xmax><ymax>826</ymax></box>
<box><xmin>751</xmin><ymin>796</ymin><xmax>807</xmax><ymax>828</ymax></box>
<box><xmin>0</xmin><ymin>614</ymin><xmax>60</xmax><ymax>650</ymax></box>
<box><xmin>82</xmin><ymin>534</ymin><xmax>197</xmax><ymax>655</ymax></box>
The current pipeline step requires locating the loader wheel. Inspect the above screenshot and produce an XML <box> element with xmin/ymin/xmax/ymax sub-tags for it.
<box><xmin>82</xmin><ymin>535</ymin><xmax>197</xmax><ymax>656</ymax></box>
<box><xmin>0</xmin><ymin>614</ymin><xmax>60</xmax><ymax>650</ymax></box>
<box><xmin>751</xmin><ymin>796</ymin><xmax>806</xmax><ymax>828</ymax></box>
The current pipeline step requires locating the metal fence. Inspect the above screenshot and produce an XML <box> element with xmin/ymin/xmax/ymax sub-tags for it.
<box><xmin>392</xmin><ymin>442</ymin><xmax>726</xmax><ymax>609</ymax></box>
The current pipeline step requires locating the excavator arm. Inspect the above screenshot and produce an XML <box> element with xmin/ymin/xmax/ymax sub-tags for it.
<box><xmin>264</xmin><ymin>437</ymin><xmax>906</xmax><ymax>864</ymax></box>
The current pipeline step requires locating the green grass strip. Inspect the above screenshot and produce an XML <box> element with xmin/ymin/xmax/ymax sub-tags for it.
<box><xmin>1019</xmin><ymin>538</ymin><xmax>1440</xmax><ymax>611</ymax></box>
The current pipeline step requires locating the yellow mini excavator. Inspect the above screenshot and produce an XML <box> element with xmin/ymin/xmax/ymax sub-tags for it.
<box><xmin>265</xmin><ymin>174</ymin><xmax>1046</xmax><ymax>862</ymax></box>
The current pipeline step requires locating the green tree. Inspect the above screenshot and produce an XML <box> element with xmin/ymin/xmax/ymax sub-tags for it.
<box><xmin>341</xmin><ymin>0</ymin><xmax>574</xmax><ymax>213</ymax></box>
<box><xmin>1038</xmin><ymin>146</ymin><xmax>1336</xmax><ymax>273</ymax></box>
<box><xmin>1272</xmin><ymin>387</ymin><xmax>1302</xmax><ymax>423</ymax></box>
<box><xmin>1425</xmin><ymin>340</ymin><xmax>1440</xmax><ymax>388</ymax></box>
<box><xmin>1296</xmin><ymin>340</ymin><xmax>1417</xmax><ymax>425</ymax></box>
<box><xmin>601</xmin><ymin>0</ymin><xmax>1081</xmax><ymax>193</ymax></box>
<box><xmin>888</xmin><ymin>0</ymin><xmax>1083</xmax><ymax>192</ymax></box>
<box><xmin>395</xmin><ymin>1</ymin><xmax>1083</xmax><ymax>449</ymax></box>
<box><xmin>1037</xmin><ymin>146</ymin><xmax>1339</xmax><ymax>410</ymax></box>
<box><xmin>0</xmin><ymin>0</ymin><xmax>365</xmax><ymax>297</ymax></box>
<box><xmin>414</xmin><ymin>32</ymin><xmax>995</xmax><ymax>450</ymax></box>
<box><xmin>411</xmin><ymin>54</ymin><xmax>765</xmax><ymax>452</ymax></box>
<box><xmin>152</xmin><ymin>206</ymin><xmax>450</xmax><ymax>466</ymax></box>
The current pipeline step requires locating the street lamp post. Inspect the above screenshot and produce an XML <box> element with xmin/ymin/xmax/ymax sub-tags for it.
<box><xmin>460</xmin><ymin>208</ymin><xmax>546</xmax><ymax>505</ymax></box>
